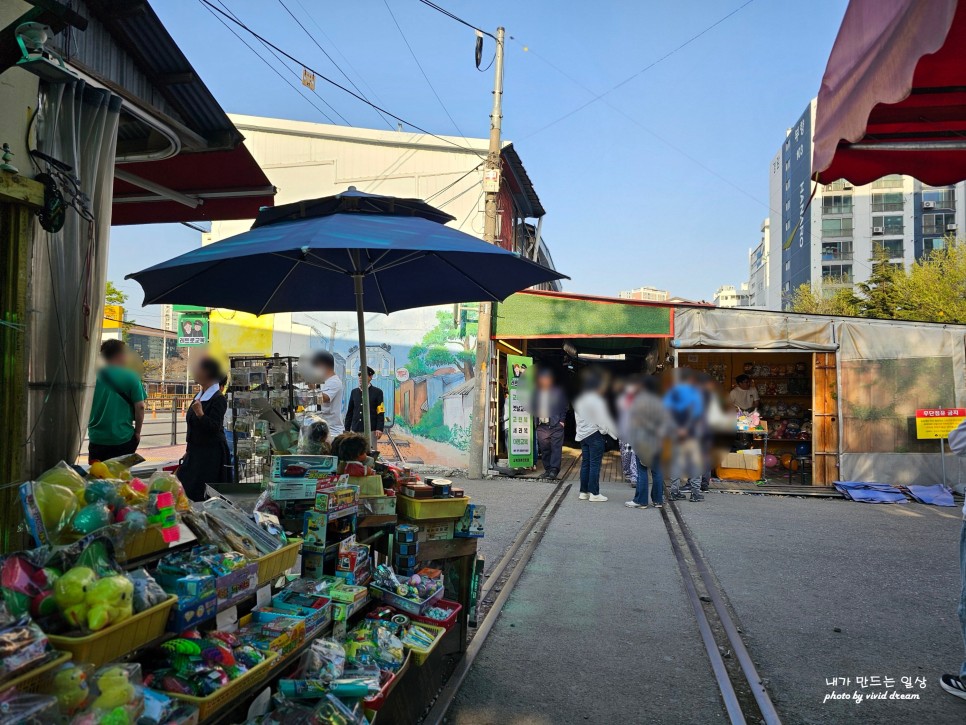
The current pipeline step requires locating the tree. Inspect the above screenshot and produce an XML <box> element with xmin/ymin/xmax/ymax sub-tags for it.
<box><xmin>894</xmin><ymin>240</ymin><xmax>966</xmax><ymax>324</ymax></box>
<box><xmin>856</xmin><ymin>248</ymin><xmax>902</xmax><ymax>319</ymax></box>
<box><xmin>105</xmin><ymin>281</ymin><xmax>128</xmax><ymax>306</ymax></box>
<box><xmin>788</xmin><ymin>283</ymin><xmax>860</xmax><ymax>316</ymax></box>
<box><xmin>405</xmin><ymin>308</ymin><xmax>477</xmax><ymax>379</ymax></box>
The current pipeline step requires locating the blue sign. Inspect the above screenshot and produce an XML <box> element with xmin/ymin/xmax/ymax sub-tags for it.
<box><xmin>781</xmin><ymin>105</ymin><xmax>812</xmax><ymax>305</ymax></box>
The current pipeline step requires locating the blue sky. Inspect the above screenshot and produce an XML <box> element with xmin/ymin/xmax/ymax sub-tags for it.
<box><xmin>112</xmin><ymin>0</ymin><xmax>849</xmax><ymax>326</ymax></box>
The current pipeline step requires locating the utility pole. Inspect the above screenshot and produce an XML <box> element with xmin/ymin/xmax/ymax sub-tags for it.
<box><xmin>468</xmin><ymin>26</ymin><xmax>505</xmax><ymax>479</ymax></box>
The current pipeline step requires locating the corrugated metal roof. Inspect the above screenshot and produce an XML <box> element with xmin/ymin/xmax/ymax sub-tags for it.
<box><xmin>63</xmin><ymin>0</ymin><xmax>241</xmax><ymax>149</ymax></box>
<box><xmin>501</xmin><ymin>143</ymin><xmax>546</xmax><ymax>218</ymax></box>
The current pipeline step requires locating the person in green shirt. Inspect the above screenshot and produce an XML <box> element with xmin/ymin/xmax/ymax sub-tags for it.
<box><xmin>87</xmin><ymin>339</ymin><xmax>146</xmax><ymax>463</ymax></box>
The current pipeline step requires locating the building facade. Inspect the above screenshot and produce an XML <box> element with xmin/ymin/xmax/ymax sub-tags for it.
<box><xmin>618</xmin><ymin>286</ymin><xmax>670</xmax><ymax>302</ymax></box>
<box><xmin>713</xmin><ymin>283</ymin><xmax>751</xmax><ymax>308</ymax></box>
<box><xmin>764</xmin><ymin>98</ymin><xmax>966</xmax><ymax>308</ymax></box>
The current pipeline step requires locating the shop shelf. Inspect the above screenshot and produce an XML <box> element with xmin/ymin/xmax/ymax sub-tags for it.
<box><xmin>396</xmin><ymin>496</ymin><xmax>469</xmax><ymax>521</ymax></box>
<box><xmin>0</xmin><ymin>651</ymin><xmax>71</xmax><ymax>694</ymax></box>
<box><xmin>48</xmin><ymin>596</ymin><xmax>177</xmax><ymax>666</ymax></box>
<box><xmin>363</xmin><ymin>650</ymin><xmax>411</xmax><ymax>712</ymax></box>
<box><xmin>166</xmin><ymin>650</ymin><xmax>279</xmax><ymax>720</ymax></box>
<box><xmin>403</xmin><ymin>622</ymin><xmax>446</xmax><ymax>666</ymax></box>
<box><xmin>256</xmin><ymin>539</ymin><xmax>302</xmax><ymax>587</ymax></box>
<box><xmin>410</xmin><ymin>599</ymin><xmax>462</xmax><ymax>631</ymax></box>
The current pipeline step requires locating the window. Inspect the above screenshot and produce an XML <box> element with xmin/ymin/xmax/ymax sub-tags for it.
<box><xmin>822</xmin><ymin>264</ymin><xmax>853</xmax><ymax>285</ymax></box>
<box><xmin>824</xmin><ymin>179</ymin><xmax>851</xmax><ymax>192</ymax></box>
<box><xmin>822</xmin><ymin>217</ymin><xmax>853</xmax><ymax>237</ymax></box>
<box><xmin>872</xmin><ymin>215</ymin><xmax>903</xmax><ymax>235</ymax></box>
<box><xmin>871</xmin><ymin>192</ymin><xmax>903</xmax><ymax>212</ymax></box>
<box><xmin>822</xmin><ymin>194</ymin><xmax>853</xmax><ymax>215</ymax></box>
<box><xmin>873</xmin><ymin>239</ymin><xmax>904</xmax><ymax>258</ymax></box>
<box><xmin>871</xmin><ymin>174</ymin><xmax>903</xmax><ymax>189</ymax></box>
<box><xmin>923</xmin><ymin>238</ymin><xmax>946</xmax><ymax>255</ymax></box>
<box><xmin>923</xmin><ymin>212</ymin><xmax>955</xmax><ymax>236</ymax></box>
<box><xmin>923</xmin><ymin>186</ymin><xmax>955</xmax><ymax>210</ymax></box>
<box><xmin>821</xmin><ymin>241</ymin><xmax>853</xmax><ymax>260</ymax></box>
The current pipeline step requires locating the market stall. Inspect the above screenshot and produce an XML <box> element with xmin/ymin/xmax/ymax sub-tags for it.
<box><xmin>0</xmin><ymin>449</ymin><xmax>483</xmax><ymax>724</ymax></box>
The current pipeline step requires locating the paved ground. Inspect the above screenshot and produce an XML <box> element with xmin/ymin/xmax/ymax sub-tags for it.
<box><xmin>679</xmin><ymin>492</ymin><xmax>965</xmax><ymax>725</ymax></box>
<box><xmin>448</xmin><ymin>475</ymin><xmax>966</xmax><ymax>724</ymax></box>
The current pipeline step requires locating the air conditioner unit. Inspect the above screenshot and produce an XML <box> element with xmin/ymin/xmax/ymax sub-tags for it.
<box><xmin>872</xmin><ymin>226</ymin><xmax>884</xmax><ymax>234</ymax></box>
<box><xmin>924</xmin><ymin>201</ymin><xmax>936</xmax><ymax>209</ymax></box>
<box><xmin>947</xmin><ymin>223</ymin><xmax>958</xmax><ymax>231</ymax></box>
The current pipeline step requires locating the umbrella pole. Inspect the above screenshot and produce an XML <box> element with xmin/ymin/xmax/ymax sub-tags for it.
<box><xmin>353</xmin><ymin>272</ymin><xmax>373</xmax><ymax>449</ymax></box>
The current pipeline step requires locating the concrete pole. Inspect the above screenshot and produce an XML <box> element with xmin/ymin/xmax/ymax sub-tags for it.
<box><xmin>468</xmin><ymin>27</ymin><xmax>505</xmax><ymax>479</ymax></box>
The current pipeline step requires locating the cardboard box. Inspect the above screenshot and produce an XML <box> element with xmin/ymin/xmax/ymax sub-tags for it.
<box><xmin>720</xmin><ymin>452</ymin><xmax>762</xmax><ymax>470</ymax></box>
<box><xmin>256</xmin><ymin>594</ymin><xmax>331</xmax><ymax>633</ymax></box>
<box><xmin>315</xmin><ymin>485</ymin><xmax>359</xmax><ymax>512</ymax></box>
<box><xmin>414</xmin><ymin>520</ymin><xmax>455</xmax><ymax>542</ymax></box>
<box><xmin>271</xmin><ymin>480</ymin><xmax>317</xmax><ymax>501</ymax></box>
<box><xmin>238</xmin><ymin>617</ymin><xmax>306</xmax><ymax>655</ymax></box>
<box><xmin>302</xmin><ymin>510</ymin><xmax>328</xmax><ymax>547</ymax></box>
<box><xmin>361</xmin><ymin>495</ymin><xmax>397</xmax><ymax>516</ymax></box>
<box><xmin>165</xmin><ymin>574</ymin><xmax>217</xmax><ymax>632</ymax></box>
<box><xmin>455</xmin><ymin>503</ymin><xmax>486</xmax><ymax>538</ymax></box>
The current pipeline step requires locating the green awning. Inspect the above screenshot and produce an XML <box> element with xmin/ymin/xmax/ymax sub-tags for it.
<box><xmin>494</xmin><ymin>292</ymin><xmax>673</xmax><ymax>338</ymax></box>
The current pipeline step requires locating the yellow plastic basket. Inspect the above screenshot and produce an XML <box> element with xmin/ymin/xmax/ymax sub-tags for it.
<box><xmin>166</xmin><ymin>650</ymin><xmax>279</xmax><ymax>720</ymax></box>
<box><xmin>403</xmin><ymin>623</ymin><xmax>446</xmax><ymax>666</ymax></box>
<box><xmin>48</xmin><ymin>596</ymin><xmax>177</xmax><ymax>666</ymax></box>
<box><xmin>256</xmin><ymin>539</ymin><xmax>302</xmax><ymax>587</ymax></box>
<box><xmin>0</xmin><ymin>651</ymin><xmax>71</xmax><ymax>694</ymax></box>
<box><xmin>115</xmin><ymin>524</ymin><xmax>171</xmax><ymax>563</ymax></box>
<box><xmin>396</xmin><ymin>496</ymin><xmax>469</xmax><ymax>521</ymax></box>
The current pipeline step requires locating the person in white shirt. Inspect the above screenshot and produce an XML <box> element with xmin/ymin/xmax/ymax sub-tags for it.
<box><xmin>727</xmin><ymin>374</ymin><xmax>760</xmax><ymax>412</ymax></box>
<box><xmin>312</xmin><ymin>351</ymin><xmax>344</xmax><ymax>440</ymax></box>
<box><xmin>573</xmin><ymin>368</ymin><xmax>618</xmax><ymax>502</ymax></box>
<box><xmin>940</xmin><ymin>418</ymin><xmax>966</xmax><ymax>700</ymax></box>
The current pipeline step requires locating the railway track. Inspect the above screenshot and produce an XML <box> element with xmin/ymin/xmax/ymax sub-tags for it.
<box><xmin>424</xmin><ymin>477</ymin><xmax>780</xmax><ymax>725</ymax></box>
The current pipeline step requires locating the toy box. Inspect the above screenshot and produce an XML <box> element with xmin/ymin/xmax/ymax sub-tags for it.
<box><xmin>271</xmin><ymin>455</ymin><xmax>339</xmax><ymax>480</ymax></box>
<box><xmin>271</xmin><ymin>480</ymin><xmax>317</xmax><ymax>501</ymax></box>
<box><xmin>237</xmin><ymin>617</ymin><xmax>306</xmax><ymax>655</ymax></box>
<box><xmin>361</xmin><ymin>495</ymin><xmax>397</xmax><ymax>516</ymax></box>
<box><xmin>402</xmin><ymin>519</ymin><xmax>454</xmax><ymax>542</ymax></box>
<box><xmin>302</xmin><ymin>510</ymin><xmax>328</xmax><ymax>548</ymax></box>
<box><xmin>216</xmin><ymin>563</ymin><xmax>259</xmax><ymax>607</ymax></box>
<box><xmin>301</xmin><ymin>548</ymin><xmax>325</xmax><ymax>578</ymax></box>
<box><xmin>455</xmin><ymin>503</ymin><xmax>486</xmax><ymax>538</ymax></box>
<box><xmin>164</xmin><ymin>574</ymin><xmax>217</xmax><ymax>632</ymax></box>
<box><xmin>255</xmin><ymin>597</ymin><xmax>331</xmax><ymax>633</ymax></box>
<box><xmin>315</xmin><ymin>485</ymin><xmax>359</xmax><ymax>512</ymax></box>
<box><xmin>329</xmin><ymin>583</ymin><xmax>367</xmax><ymax>604</ymax></box>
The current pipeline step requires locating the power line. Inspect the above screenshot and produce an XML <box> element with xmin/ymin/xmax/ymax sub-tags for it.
<box><xmin>425</xmin><ymin>162</ymin><xmax>485</xmax><ymax>203</ymax></box>
<box><xmin>416</xmin><ymin>0</ymin><xmax>494</xmax><ymax>39</ymax></box>
<box><xmin>382</xmin><ymin>0</ymin><xmax>470</xmax><ymax>140</ymax></box>
<box><xmin>520</xmin><ymin>0</ymin><xmax>756</xmax><ymax>140</ymax></box>
<box><xmin>200</xmin><ymin>0</ymin><xmax>485</xmax><ymax>158</ymax></box>
<box><xmin>277</xmin><ymin>0</ymin><xmax>394</xmax><ymax>129</ymax></box>
<box><xmin>200</xmin><ymin>1</ymin><xmax>340</xmax><ymax>124</ymax></box>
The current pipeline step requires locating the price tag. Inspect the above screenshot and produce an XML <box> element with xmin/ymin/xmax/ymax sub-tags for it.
<box><xmin>216</xmin><ymin>605</ymin><xmax>238</xmax><ymax>631</ymax></box>
<box><xmin>256</xmin><ymin>584</ymin><xmax>271</xmax><ymax>609</ymax></box>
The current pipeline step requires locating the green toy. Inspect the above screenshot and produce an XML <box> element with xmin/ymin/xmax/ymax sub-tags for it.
<box><xmin>53</xmin><ymin>663</ymin><xmax>91</xmax><ymax>714</ymax></box>
<box><xmin>86</xmin><ymin>575</ymin><xmax>133</xmax><ymax>631</ymax></box>
<box><xmin>71</xmin><ymin>503</ymin><xmax>112</xmax><ymax>536</ymax></box>
<box><xmin>54</xmin><ymin>566</ymin><xmax>96</xmax><ymax>628</ymax></box>
<box><xmin>92</xmin><ymin>666</ymin><xmax>136</xmax><ymax>711</ymax></box>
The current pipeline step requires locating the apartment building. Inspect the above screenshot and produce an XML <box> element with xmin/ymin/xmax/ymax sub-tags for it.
<box><xmin>618</xmin><ymin>286</ymin><xmax>670</xmax><ymax>302</ymax></box>
<box><xmin>713</xmin><ymin>283</ymin><xmax>751</xmax><ymax>308</ymax></box>
<box><xmin>763</xmin><ymin>99</ymin><xmax>966</xmax><ymax>308</ymax></box>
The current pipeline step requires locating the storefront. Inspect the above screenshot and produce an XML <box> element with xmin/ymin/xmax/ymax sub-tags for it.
<box><xmin>487</xmin><ymin>292</ymin><xmax>966</xmax><ymax>489</ymax></box>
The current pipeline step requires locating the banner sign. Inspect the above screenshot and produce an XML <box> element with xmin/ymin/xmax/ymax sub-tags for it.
<box><xmin>177</xmin><ymin>313</ymin><xmax>209</xmax><ymax>347</ymax></box>
<box><xmin>507</xmin><ymin>355</ymin><xmax>534</xmax><ymax>468</ymax></box>
<box><xmin>915</xmin><ymin>408</ymin><xmax>966</xmax><ymax>439</ymax></box>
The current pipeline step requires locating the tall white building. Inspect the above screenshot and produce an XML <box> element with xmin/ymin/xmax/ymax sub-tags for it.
<box><xmin>618</xmin><ymin>286</ymin><xmax>669</xmax><ymax>302</ymax></box>
<box><xmin>757</xmin><ymin>98</ymin><xmax>966</xmax><ymax>308</ymax></box>
<box><xmin>713</xmin><ymin>283</ymin><xmax>751</xmax><ymax>308</ymax></box>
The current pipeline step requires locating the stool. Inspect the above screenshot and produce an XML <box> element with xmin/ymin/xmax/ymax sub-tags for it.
<box><xmin>787</xmin><ymin>455</ymin><xmax>811</xmax><ymax>485</ymax></box>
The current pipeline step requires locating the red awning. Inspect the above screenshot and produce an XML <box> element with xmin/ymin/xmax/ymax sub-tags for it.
<box><xmin>813</xmin><ymin>0</ymin><xmax>966</xmax><ymax>185</ymax></box>
<box><xmin>111</xmin><ymin>144</ymin><xmax>275</xmax><ymax>225</ymax></box>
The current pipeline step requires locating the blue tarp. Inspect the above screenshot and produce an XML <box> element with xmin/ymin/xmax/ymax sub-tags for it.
<box><xmin>906</xmin><ymin>484</ymin><xmax>956</xmax><ymax>507</ymax></box>
<box><xmin>834</xmin><ymin>481</ymin><xmax>908</xmax><ymax>504</ymax></box>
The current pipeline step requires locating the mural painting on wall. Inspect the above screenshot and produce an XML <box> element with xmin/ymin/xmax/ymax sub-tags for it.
<box><xmin>213</xmin><ymin>304</ymin><xmax>479</xmax><ymax>467</ymax></box>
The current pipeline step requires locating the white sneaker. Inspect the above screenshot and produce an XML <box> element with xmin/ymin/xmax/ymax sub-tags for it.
<box><xmin>578</xmin><ymin>492</ymin><xmax>590</xmax><ymax>500</ymax></box>
<box><xmin>624</xmin><ymin>501</ymin><xmax>647</xmax><ymax>508</ymax></box>
<box><xmin>589</xmin><ymin>494</ymin><xmax>608</xmax><ymax>502</ymax></box>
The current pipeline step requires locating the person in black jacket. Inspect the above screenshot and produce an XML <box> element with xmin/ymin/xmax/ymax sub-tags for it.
<box><xmin>344</xmin><ymin>367</ymin><xmax>385</xmax><ymax>446</ymax></box>
<box><xmin>178</xmin><ymin>356</ymin><xmax>231</xmax><ymax>501</ymax></box>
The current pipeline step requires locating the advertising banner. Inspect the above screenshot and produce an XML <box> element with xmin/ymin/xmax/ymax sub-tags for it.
<box><xmin>177</xmin><ymin>314</ymin><xmax>209</xmax><ymax>347</ymax></box>
<box><xmin>507</xmin><ymin>355</ymin><xmax>534</xmax><ymax>468</ymax></box>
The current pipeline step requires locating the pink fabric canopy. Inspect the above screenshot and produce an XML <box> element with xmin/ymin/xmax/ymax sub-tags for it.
<box><xmin>813</xmin><ymin>0</ymin><xmax>966</xmax><ymax>185</ymax></box>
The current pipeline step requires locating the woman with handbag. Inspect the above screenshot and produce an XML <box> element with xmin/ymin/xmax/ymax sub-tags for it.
<box><xmin>177</xmin><ymin>356</ymin><xmax>231</xmax><ymax>501</ymax></box>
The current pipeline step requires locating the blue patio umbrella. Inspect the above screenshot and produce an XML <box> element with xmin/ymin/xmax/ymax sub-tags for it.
<box><xmin>127</xmin><ymin>188</ymin><xmax>567</xmax><ymax>441</ymax></box>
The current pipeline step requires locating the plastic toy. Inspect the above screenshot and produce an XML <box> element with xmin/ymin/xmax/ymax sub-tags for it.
<box><xmin>53</xmin><ymin>662</ymin><xmax>92</xmax><ymax>714</ymax></box>
<box><xmin>37</xmin><ymin>461</ymin><xmax>87</xmax><ymax>495</ymax></box>
<box><xmin>33</xmin><ymin>481</ymin><xmax>80</xmax><ymax>538</ymax></box>
<box><xmin>88</xmin><ymin>461</ymin><xmax>111</xmax><ymax>480</ymax></box>
<box><xmin>92</xmin><ymin>666</ymin><xmax>136</xmax><ymax>711</ymax></box>
<box><xmin>71</xmin><ymin>503</ymin><xmax>112</xmax><ymax>536</ymax></box>
<box><xmin>54</xmin><ymin>566</ymin><xmax>97</xmax><ymax>628</ymax></box>
<box><xmin>85</xmin><ymin>575</ymin><xmax>134</xmax><ymax>631</ymax></box>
